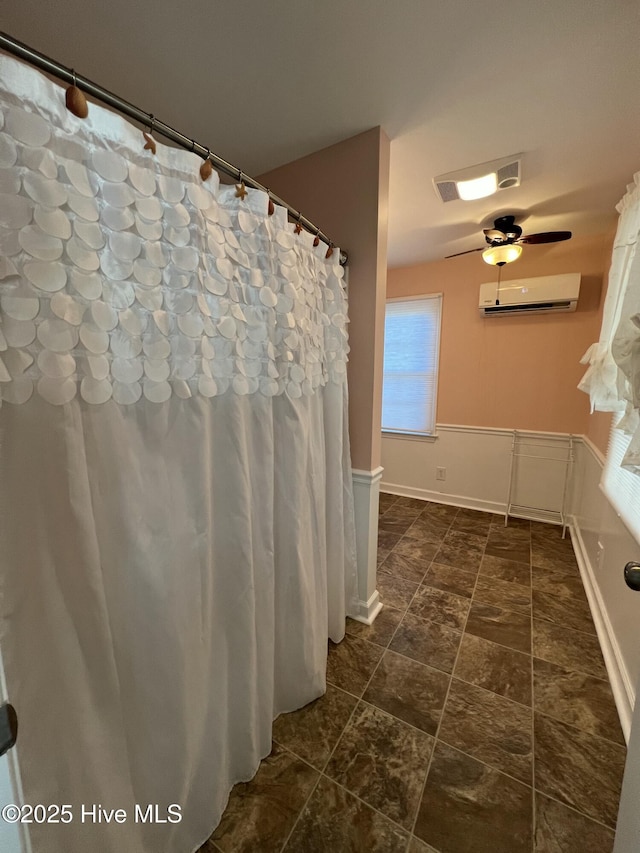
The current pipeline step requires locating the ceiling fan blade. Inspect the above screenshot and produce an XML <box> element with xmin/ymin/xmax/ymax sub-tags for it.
<box><xmin>444</xmin><ymin>247</ymin><xmax>485</xmax><ymax>259</ymax></box>
<box><xmin>519</xmin><ymin>230</ymin><xmax>572</xmax><ymax>245</ymax></box>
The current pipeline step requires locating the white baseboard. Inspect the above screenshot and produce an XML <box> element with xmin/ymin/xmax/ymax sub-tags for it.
<box><xmin>350</xmin><ymin>467</ymin><xmax>384</xmax><ymax>625</ymax></box>
<box><xmin>349</xmin><ymin>590</ymin><xmax>384</xmax><ymax>625</ymax></box>
<box><xmin>570</xmin><ymin>516</ymin><xmax>634</xmax><ymax>742</ymax></box>
<box><xmin>379</xmin><ymin>481</ymin><xmax>504</xmax><ymax>515</ymax></box>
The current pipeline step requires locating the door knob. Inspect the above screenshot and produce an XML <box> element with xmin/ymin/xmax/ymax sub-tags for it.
<box><xmin>624</xmin><ymin>562</ymin><xmax>640</xmax><ymax>591</ymax></box>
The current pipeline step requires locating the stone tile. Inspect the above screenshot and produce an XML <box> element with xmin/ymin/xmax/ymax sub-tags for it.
<box><xmin>379</xmin><ymin>492</ymin><xmax>399</xmax><ymax>512</ymax></box>
<box><xmin>409</xmin><ymin>585</ymin><xmax>470</xmax><ymax>630</ymax></box>
<box><xmin>434</xmin><ymin>529</ymin><xmax>486</xmax><ymax>573</ymax></box>
<box><xmin>390</xmin><ymin>612</ymin><xmax>462</xmax><ymax>673</ymax></box>
<box><xmin>534</xmin><ymin>713</ymin><xmax>626</xmax><ymax>828</ymax></box>
<box><xmin>531</xmin><ymin>563</ymin><xmax>587</xmax><ymax>602</ymax></box>
<box><xmin>378</xmin><ymin>529</ymin><xmax>401</xmax><ymax>553</ymax></box>
<box><xmin>377</xmin><ymin>548</ymin><xmax>391</xmax><ymax>565</ymax></box>
<box><xmin>530</xmin><ymin>520</ymin><xmax>565</xmax><ymax>536</ymax></box>
<box><xmin>474</xmin><ymin>576</ymin><xmax>531</xmax><ymax>615</ymax></box>
<box><xmin>272</xmin><ymin>684</ymin><xmax>357</xmax><ymax>769</ymax></box>
<box><xmin>465</xmin><ymin>601</ymin><xmax>531</xmax><ymax>653</ymax></box>
<box><xmin>415</xmin><ymin>742</ymin><xmax>533</xmax><ymax>853</ymax></box>
<box><xmin>394</xmin><ymin>536</ymin><xmax>440</xmax><ymax>566</ymax></box>
<box><xmin>383</xmin><ymin>507</ymin><xmax>425</xmax><ymax>527</ymax></box>
<box><xmin>438</xmin><ymin>679</ymin><xmax>533</xmax><ymax>785</ymax></box>
<box><xmin>531</xmin><ymin>527</ymin><xmax>575</xmax><ymax>551</ymax></box>
<box><xmin>378</xmin><ymin>515</ymin><xmax>415</xmax><ymax>536</ymax></box>
<box><xmin>406</xmin><ymin>514</ymin><xmax>450</xmax><ymax>545</ymax></box>
<box><xmin>326</xmin><ymin>702</ymin><xmax>433</xmax><ymax>829</ymax></box>
<box><xmin>394</xmin><ymin>496</ymin><xmax>429</xmax><ymax>512</ymax></box>
<box><xmin>530</xmin><ymin>550</ymin><xmax>579</xmax><ymax>572</ymax></box>
<box><xmin>380</xmin><ymin>550</ymin><xmax>430</xmax><ymax>585</ymax></box>
<box><xmin>532</xmin><ymin>619</ymin><xmax>608</xmax><ymax>680</ymax></box>
<box><xmin>211</xmin><ymin>743</ymin><xmax>318</xmax><ymax>852</ymax></box>
<box><xmin>533</xmin><ymin>658</ymin><xmax>625</xmax><ymax>745</ymax></box>
<box><xmin>377</xmin><ymin>570</ymin><xmax>420</xmax><ymax>611</ymax></box>
<box><xmin>534</xmin><ymin>792</ymin><xmax>615</xmax><ymax>853</ymax></box>
<box><xmin>423</xmin><ymin>562</ymin><xmax>477</xmax><ymax>599</ymax></box>
<box><xmin>284</xmin><ymin>774</ymin><xmax>409</xmax><ymax>853</ymax></box>
<box><xmin>455</xmin><ymin>507</ymin><xmax>493</xmax><ymax>526</ymax></box>
<box><xmin>422</xmin><ymin>502</ymin><xmax>459</xmax><ymax>524</ymax></box>
<box><xmin>496</xmin><ymin>516</ymin><xmax>531</xmax><ymax>531</ymax></box>
<box><xmin>346</xmin><ymin>607</ymin><xmax>404</xmax><ymax>648</ymax></box>
<box><xmin>531</xmin><ymin>532</ymin><xmax>578</xmax><ymax>570</ymax></box>
<box><xmin>326</xmin><ymin>635</ymin><xmax>384</xmax><ymax>696</ymax></box>
<box><xmin>364</xmin><ymin>649</ymin><xmax>450</xmax><ymax>735</ymax></box>
<box><xmin>455</xmin><ymin>633</ymin><xmax>532</xmax><ymax>706</ymax></box>
<box><xmin>485</xmin><ymin>529</ymin><xmax>531</xmax><ymax>564</ymax></box>
<box><xmin>532</xmin><ymin>589</ymin><xmax>596</xmax><ymax>635</ymax></box>
<box><xmin>531</xmin><ymin>564</ymin><xmax>593</xmax><ymax>633</ymax></box>
<box><xmin>480</xmin><ymin>554</ymin><xmax>531</xmax><ymax>586</ymax></box>
<box><xmin>451</xmin><ymin>514</ymin><xmax>492</xmax><ymax>536</ymax></box>
<box><xmin>409</xmin><ymin>839</ymin><xmax>439</xmax><ymax>853</ymax></box>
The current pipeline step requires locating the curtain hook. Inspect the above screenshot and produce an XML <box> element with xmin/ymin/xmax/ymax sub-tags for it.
<box><xmin>235</xmin><ymin>170</ymin><xmax>247</xmax><ymax>200</ymax></box>
<box><xmin>143</xmin><ymin>114</ymin><xmax>157</xmax><ymax>155</ymax></box>
<box><xmin>65</xmin><ymin>67</ymin><xmax>89</xmax><ymax>119</ymax></box>
<box><xmin>294</xmin><ymin>212</ymin><xmax>303</xmax><ymax>235</ymax></box>
<box><xmin>313</xmin><ymin>227</ymin><xmax>320</xmax><ymax>247</ymax></box>
<box><xmin>267</xmin><ymin>189</ymin><xmax>275</xmax><ymax>216</ymax></box>
<box><xmin>325</xmin><ymin>242</ymin><xmax>334</xmax><ymax>259</ymax></box>
<box><xmin>200</xmin><ymin>147</ymin><xmax>213</xmax><ymax>182</ymax></box>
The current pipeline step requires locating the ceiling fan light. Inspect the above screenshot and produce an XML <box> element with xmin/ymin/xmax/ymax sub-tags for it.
<box><xmin>482</xmin><ymin>244</ymin><xmax>523</xmax><ymax>265</ymax></box>
<box><xmin>456</xmin><ymin>172</ymin><xmax>498</xmax><ymax>201</ymax></box>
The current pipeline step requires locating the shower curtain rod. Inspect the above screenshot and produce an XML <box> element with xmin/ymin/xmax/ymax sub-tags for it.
<box><xmin>0</xmin><ymin>32</ymin><xmax>347</xmax><ymax>265</ymax></box>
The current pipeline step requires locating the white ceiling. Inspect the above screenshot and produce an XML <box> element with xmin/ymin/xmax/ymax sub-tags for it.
<box><xmin>3</xmin><ymin>0</ymin><xmax>640</xmax><ymax>267</ymax></box>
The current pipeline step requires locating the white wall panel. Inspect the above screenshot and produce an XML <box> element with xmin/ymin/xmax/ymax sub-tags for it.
<box><xmin>381</xmin><ymin>425</ymin><xmax>572</xmax><ymax>520</ymax></box>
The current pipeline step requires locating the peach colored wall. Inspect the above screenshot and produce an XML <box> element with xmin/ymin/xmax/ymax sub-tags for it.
<box><xmin>387</xmin><ymin>233</ymin><xmax>611</xmax><ymax>434</ymax></box>
<box><xmin>259</xmin><ymin>128</ymin><xmax>390</xmax><ymax>471</ymax></box>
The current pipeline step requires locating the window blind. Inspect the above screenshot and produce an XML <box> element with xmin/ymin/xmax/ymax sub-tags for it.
<box><xmin>601</xmin><ymin>415</ymin><xmax>640</xmax><ymax>543</ymax></box>
<box><xmin>382</xmin><ymin>295</ymin><xmax>442</xmax><ymax>435</ymax></box>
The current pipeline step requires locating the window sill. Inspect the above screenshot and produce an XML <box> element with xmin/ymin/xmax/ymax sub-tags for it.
<box><xmin>382</xmin><ymin>430</ymin><xmax>439</xmax><ymax>443</ymax></box>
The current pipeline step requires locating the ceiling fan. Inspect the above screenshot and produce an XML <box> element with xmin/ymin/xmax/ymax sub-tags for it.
<box><xmin>445</xmin><ymin>215</ymin><xmax>572</xmax><ymax>265</ymax></box>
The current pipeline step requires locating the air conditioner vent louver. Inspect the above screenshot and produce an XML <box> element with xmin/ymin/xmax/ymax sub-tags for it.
<box><xmin>484</xmin><ymin>301</ymin><xmax>572</xmax><ymax>314</ymax></box>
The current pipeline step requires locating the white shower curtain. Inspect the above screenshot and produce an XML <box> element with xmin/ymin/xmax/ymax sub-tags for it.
<box><xmin>0</xmin><ymin>55</ymin><xmax>356</xmax><ymax>853</ymax></box>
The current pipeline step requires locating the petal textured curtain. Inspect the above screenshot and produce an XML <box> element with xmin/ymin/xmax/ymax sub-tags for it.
<box><xmin>579</xmin><ymin>172</ymin><xmax>640</xmax><ymax>473</ymax></box>
<box><xmin>0</xmin><ymin>55</ymin><xmax>356</xmax><ymax>853</ymax></box>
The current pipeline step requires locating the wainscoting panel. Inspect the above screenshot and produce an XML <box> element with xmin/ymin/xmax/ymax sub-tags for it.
<box><xmin>381</xmin><ymin>424</ymin><xmax>573</xmax><ymax>521</ymax></box>
<box><xmin>570</xmin><ymin>438</ymin><xmax>640</xmax><ymax>742</ymax></box>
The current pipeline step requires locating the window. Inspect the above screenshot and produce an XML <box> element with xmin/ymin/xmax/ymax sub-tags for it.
<box><xmin>601</xmin><ymin>416</ymin><xmax>640</xmax><ymax>543</ymax></box>
<box><xmin>382</xmin><ymin>295</ymin><xmax>442</xmax><ymax>435</ymax></box>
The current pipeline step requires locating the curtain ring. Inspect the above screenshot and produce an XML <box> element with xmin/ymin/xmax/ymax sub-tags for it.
<box><xmin>235</xmin><ymin>172</ymin><xmax>248</xmax><ymax>200</ymax></box>
<box><xmin>65</xmin><ymin>69</ymin><xmax>89</xmax><ymax>119</ymax></box>
<box><xmin>199</xmin><ymin>147</ymin><xmax>213</xmax><ymax>182</ymax></box>
<box><xmin>143</xmin><ymin>115</ymin><xmax>157</xmax><ymax>155</ymax></box>
<box><xmin>313</xmin><ymin>228</ymin><xmax>321</xmax><ymax>247</ymax></box>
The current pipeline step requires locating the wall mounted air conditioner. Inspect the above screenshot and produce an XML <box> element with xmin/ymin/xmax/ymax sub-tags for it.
<box><xmin>479</xmin><ymin>273</ymin><xmax>581</xmax><ymax>316</ymax></box>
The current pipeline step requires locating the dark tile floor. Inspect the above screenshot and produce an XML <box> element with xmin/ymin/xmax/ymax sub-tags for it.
<box><xmin>200</xmin><ymin>494</ymin><xmax>627</xmax><ymax>853</ymax></box>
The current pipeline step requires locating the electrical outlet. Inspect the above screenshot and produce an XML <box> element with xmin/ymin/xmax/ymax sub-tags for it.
<box><xmin>436</xmin><ymin>467</ymin><xmax>446</xmax><ymax>481</ymax></box>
